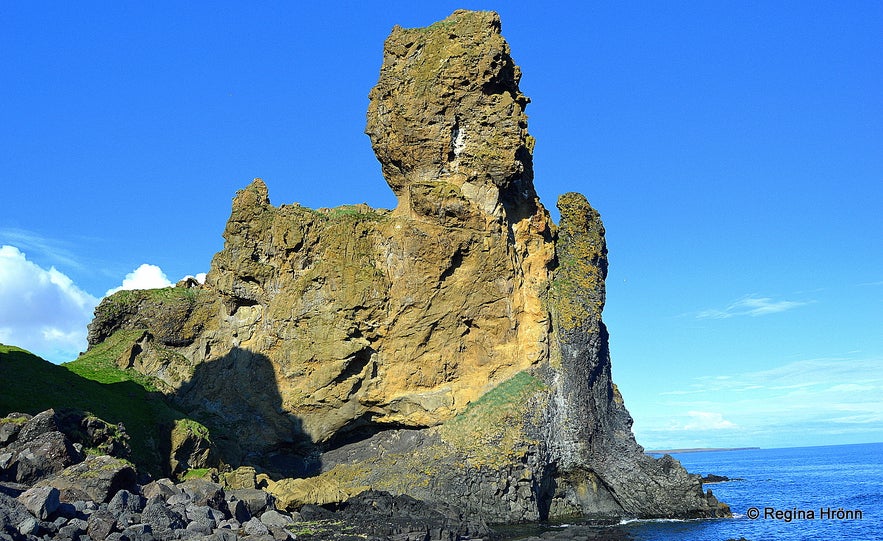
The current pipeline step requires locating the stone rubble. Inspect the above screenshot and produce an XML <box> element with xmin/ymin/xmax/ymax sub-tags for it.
<box><xmin>0</xmin><ymin>411</ymin><xmax>493</xmax><ymax>541</ymax></box>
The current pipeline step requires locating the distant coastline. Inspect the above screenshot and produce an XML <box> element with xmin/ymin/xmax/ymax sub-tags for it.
<box><xmin>647</xmin><ymin>447</ymin><xmax>761</xmax><ymax>454</ymax></box>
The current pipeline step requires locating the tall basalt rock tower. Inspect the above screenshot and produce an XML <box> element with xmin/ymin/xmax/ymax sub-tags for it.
<box><xmin>366</xmin><ymin>10</ymin><xmax>538</xmax><ymax>225</ymax></box>
<box><xmin>86</xmin><ymin>10</ymin><xmax>729</xmax><ymax>522</ymax></box>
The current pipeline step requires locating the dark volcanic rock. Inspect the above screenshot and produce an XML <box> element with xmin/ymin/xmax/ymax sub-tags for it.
<box><xmin>57</xmin><ymin>411</ymin><xmax>132</xmax><ymax>460</ymax></box>
<box><xmin>0</xmin><ymin>492</ymin><xmax>32</xmax><ymax>530</ymax></box>
<box><xmin>39</xmin><ymin>455</ymin><xmax>136</xmax><ymax>503</ymax></box>
<box><xmin>86</xmin><ymin>509</ymin><xmax>118</xmax><ymax>541</ymax></box>
<box><xmin>15</xmin><ymin>410</ymin><xmax>59</xmax><ymax>444</ymax></box>
<box><xmin>701</xmin><ymin>474</ymin><xmax>732</xmax><ymax>484</ymax></box>
<box><xmin>338</xmin><ymin>490</ymin><xmax>492</xmax><ymax>540</ymax></box>
<box><xmin>141</xmin><ymin>499</ymin><xmax>186</xmax><ymax>532</ymax></box>
<box><xmin>228</xmin><ymin>488</ymin><xmax>272</xmax><ymax>517</ymax></box>
<box><xmin>17</xmin><ymin>485</ymin><xmax>60</xmax><ymax>520</ymax></box>
<box><xmin>0</xmin><ymin>414</ymin><xmax>31</xmax><ymax>446</ymax></box>
<box><xmin>141</xmin><ymin>479</ymin><xmax>178</xmax><ymax>502</ymax></box>
<box><xmin>2</xmin><ymin>431</ymin><xmax>81</xmax><ymax>484</ymax></box>
<box><xmin>179</xmin><ymin>478</ymin><xmax>226</xmax><ymax>509</ymax></box>
<box><xmin>108</xmin><ymin>489</ymin><xmax>146</xmax><ymax>516</ymax></box>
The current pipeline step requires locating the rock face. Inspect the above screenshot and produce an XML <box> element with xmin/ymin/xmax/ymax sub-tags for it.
<box><xmin>84</xmin><ymin>10</ymin><xmax>729</xmax><ymax>522</ymax></box>
<box><xmin>366</xmin><ymin>10</ymin><xmax>537</xmax><ymax>224</ymax></box>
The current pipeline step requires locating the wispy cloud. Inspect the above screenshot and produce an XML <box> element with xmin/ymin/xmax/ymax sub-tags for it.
<box><xmin>0</xmin><ymin>228</ymin><xmax>87</xmax><ymax>272</ymax></box>
<box><xmin>682</xmin><ymin>411</ymin><xmax>737</xmax><ymax>430</ymax></box>
<box><xmin>696</xmin><ymin>294</ymin><xmax>812</xmax><ymax>319</ymax></box>
<box><xmin>636</xmin><ymin>355</ymin><xmax>883</xmax><ymax>448</ymax></box>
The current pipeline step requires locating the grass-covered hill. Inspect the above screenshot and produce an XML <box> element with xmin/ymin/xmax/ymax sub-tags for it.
<box><xmin>0</xmin><ymin>339</ymin><xmax>209</xmax><ymax>478</ymax></box>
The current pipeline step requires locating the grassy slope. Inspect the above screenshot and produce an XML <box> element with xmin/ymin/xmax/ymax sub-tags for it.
<box><xmin>0</xmin><ymin>340</ymin><xmax>198</xmax><ymax>477</ymax></box>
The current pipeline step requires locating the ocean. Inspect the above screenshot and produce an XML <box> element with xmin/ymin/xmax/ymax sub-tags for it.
<box><xmin>500</xmin><ymin>442</ymin><xmax>883</xmax><ymax>540</ymax></box>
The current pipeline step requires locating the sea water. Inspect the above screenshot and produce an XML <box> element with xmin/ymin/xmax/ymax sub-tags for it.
<box><xmin>502</xmin><ymin>442</ymin><xmax>883</xmax><ymax>540</ymax></box>
<box><xmin>632</xmin><ymin>442</ymin><xmax>882</xmax><ymax>540</ymax></box>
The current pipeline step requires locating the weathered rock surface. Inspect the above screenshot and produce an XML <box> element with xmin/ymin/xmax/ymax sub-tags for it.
<box><xmin>0</xmin><ymin>431</ymin><xmax>483</xmax><ymax>541</ymax></box>
<box><xmin>83</xmin><ymin>9</ymin><xmax>729</xmax><ymax>523</ymax></box>
<box><xmin>366</xmin><ymin>10</ymin><xmax>538</xmax><ymax>225</ymax></box>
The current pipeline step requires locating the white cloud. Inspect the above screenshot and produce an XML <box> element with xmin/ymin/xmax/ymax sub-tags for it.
<box><xmin>1</xmin><ymin>247</ymin><xmax>203</xmax><ymax>364</ymax></box>
<box><xmin>0</xmin><ymin>245</ymin><xmax>99</xmax><ymax>363</ymax></box>
<box><xmin>183</xmin><ymin>273</ymin><xmax>207</xmax><ymax>285</ymax></box>
<box><xmin>682</xmin><ymin>411</ymin><xmax>736</xmax><ymax>430</ymax></box>
<box><xmin>697</xmin><ymin>294</ymin><xmax>811</xmax><ymax>319</ymax></box>
<box><xmin>636</xmin><ymin>355</ymin><xmax>883</xmax><ymax>448</ymax></box>
<box><xmin>105</xmin><ymin>264</ymin><xmax>173</xmax><ymax>296</ymax></box>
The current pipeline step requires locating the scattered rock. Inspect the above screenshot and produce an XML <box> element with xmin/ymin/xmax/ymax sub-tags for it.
<box><xmin>0</xmin><ymin>492</ymin><xmax>32</xmax><ymax>530</ymax></box>
<box><xmin>0</xmin><ymin>414</ymin><xmax>30</xmax><ymax>446</ymax></box>
<box><xmin>120</xmin><ymin>523</ymin><xmax>154</xmax><ymax>541</ymax></box>
<box><xmin>17</xmin><ymin>485</ymin><xmax>60</xmax><ymax>520</ymax></box>
<box><xmin>228</xmin><ymin>488</ymin><xmax>273</xmax><ymax>516</ymax></box>
<box><xmin>39</xmin><ymin>455</ymin><xmax>136</xmax><ymax>503</ymax></box>
<box><xmin>242</xmin><ymin>516</ymin><xmax>269</xmax><ymax>536</ymax></box>
<box><xmin>258</xmin><ymin>510</ymin><xmax>291</xmax><ymax>528</ymax></box>
<box><xmin>179</xmin><ymin>478</ymin><xmax>225</xmax><ymax>509</ymax></box>
<box><xmin>2</xmin><ymin>430</ymin><xmax>82</xmax><ymax>484</ymax></box>
<box><xmin>701</xmin><ymin>474</ymin><xmax>732</xmax><ymax>484</ymax></box>
<box><xmin>227</xmin><ymin>498</ymin><xmax>250</xmax><ymax>524</ymax></box>
<box><xmin>107</xmin><ymin>489</ymin><xmax>146</xmax><ymax>516</ymax></box>
<box><xmin>56</xmin><ymin>517</ymin><xmax>88</xmax><ymax>540</ymax></box>
<box><xmin>141</xmin><ymin>500</ymin><xmax>186</xmax><ymax>532</ymax></box>
<box><xmin>15</xmin><ymin>410</ymin><xmax>60</xmax><ymax>445</ymax></box>
<box><xmin>86</xmin><ymin>509</ymin><xmax>118</xmax><ymax>541</ymax></box>
<box><xmin>141</xmin><ymin>479</ymin><xmax>178</xmax><ymax>502</ymax></box>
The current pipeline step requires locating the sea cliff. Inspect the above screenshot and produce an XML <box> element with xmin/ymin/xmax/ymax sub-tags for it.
<box><xmin>83</xmin><ymin>10</ymin><xmax>728</xmax><ymax>522</ymax></box>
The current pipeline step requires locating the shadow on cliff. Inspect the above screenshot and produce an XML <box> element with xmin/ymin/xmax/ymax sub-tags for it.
<box><xmin>173</xmin><ymin>346</ymin><xmax>320</xmax><ymax>478</ymax></box>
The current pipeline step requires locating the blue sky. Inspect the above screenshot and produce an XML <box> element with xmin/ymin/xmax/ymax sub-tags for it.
<box><xmin>1</xmin><ymin>1</ymin><xmax>880</xmax><ymax>450</ymax></box>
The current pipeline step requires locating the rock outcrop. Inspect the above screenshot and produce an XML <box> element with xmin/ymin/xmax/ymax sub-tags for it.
<box><xmin>3</xmin><ymin>411</ymin><xmax>482</xmax><ymax>541</ymax></box>
<box><xmin>84</xmin><ymin>9</ymin><xmax>729</xmax><ymax>522</ymax></box>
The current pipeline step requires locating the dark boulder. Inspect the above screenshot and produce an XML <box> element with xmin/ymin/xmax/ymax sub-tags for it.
<box><xmin>178</xmin><ymin>478</ymin><xmax>225</xmax><ymax>510</ymax></box>
<box><xmin>141</xmin><ymin>499</ymin><xmax>186</xmax><ymax>533</ymax></box>
<box><xmin>337</xmin><ymin>490</ymin><xmax>492</xmax><ymax>540</ymax></box>
<box><xmin>141</xmin><ymin>479</ymin><xmax>178</xmax><ymax>502</ymax></box>
<box><xmin>14</xmin><ymin>410</ymin><xmax>59</xmax><ymax>445</ymax></box>
<box><xmin>0</xmin><ymin>414</ymin><xmax>31</xmax><ymax>446</ymax></box>
<box><xmin>87</xmin><ymin>509</ymin><xmax>119</xmax><ymax>541</ymax></box>
<box><xmin>107</xmin><ymin>489</ymin><xmax>146</xmax><ymax>516</ymax></box>
<box><xmin>39</xmin><ymin>455</ymin><xmax>136</xmax><ymax>503</ymax></box>
<box><xmin>0</xmin><ymin>493</ymin><xmax>32</xmax><ymax>531</ymax></box>
<box><xmin>16</xmin><ymin>486</ymin><xmax>60</xmax><ymax>520</ymax></box>
<box><xmin>228</xmin><ymin>488</ymin><xmax>272</xmax><ymax>517</ymax></box>
<box><xmin>2</xmin><ymin>431</ymin><xmax>82</xmax><ymax>484</ymax></box>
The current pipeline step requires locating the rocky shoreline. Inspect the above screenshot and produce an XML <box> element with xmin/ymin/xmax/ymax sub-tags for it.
<box><xmin>1</xmin><ymin>410</ymin><xmax>492</xmax><ymax>541</ymax></box>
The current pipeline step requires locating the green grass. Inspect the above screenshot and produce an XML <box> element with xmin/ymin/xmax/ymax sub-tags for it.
<box><xmin>440</xmin><ymin>371</ymin><xmax>547</xmax><ymax>467</ymax></box>
<box><xmin>64</xmin><ymin>329</ymin><xmax>160</xmax><ymax>389</ymax></box>
<box><xmin>318</xmin><ymin>204</ymin><xmax>388</xmax><ymax>222</ymax></box>
<box><xmin>97</xmin><ymin>287</ymin><xmax>199</xmax><ymax>327</ymax></box>
<box><xmin>181</xmin><ymin>468</ymin><xmax>213</xmax><ymax>479</ymax></box>
<box><xmin>0</xmin><ymin>342</ymin><xmax>202</xmax><ymax>477</ymax></box>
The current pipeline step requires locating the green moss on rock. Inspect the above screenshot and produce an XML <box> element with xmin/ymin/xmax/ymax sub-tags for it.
<box><xmin>550</xmin><ymin>192</ymin><xmax>608</xmax><ymax>332</ymax></box>
<box><xmin>440</xmin><ymin>371</ymin><xmax>546</xmax><ymax>467</ymax></box>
